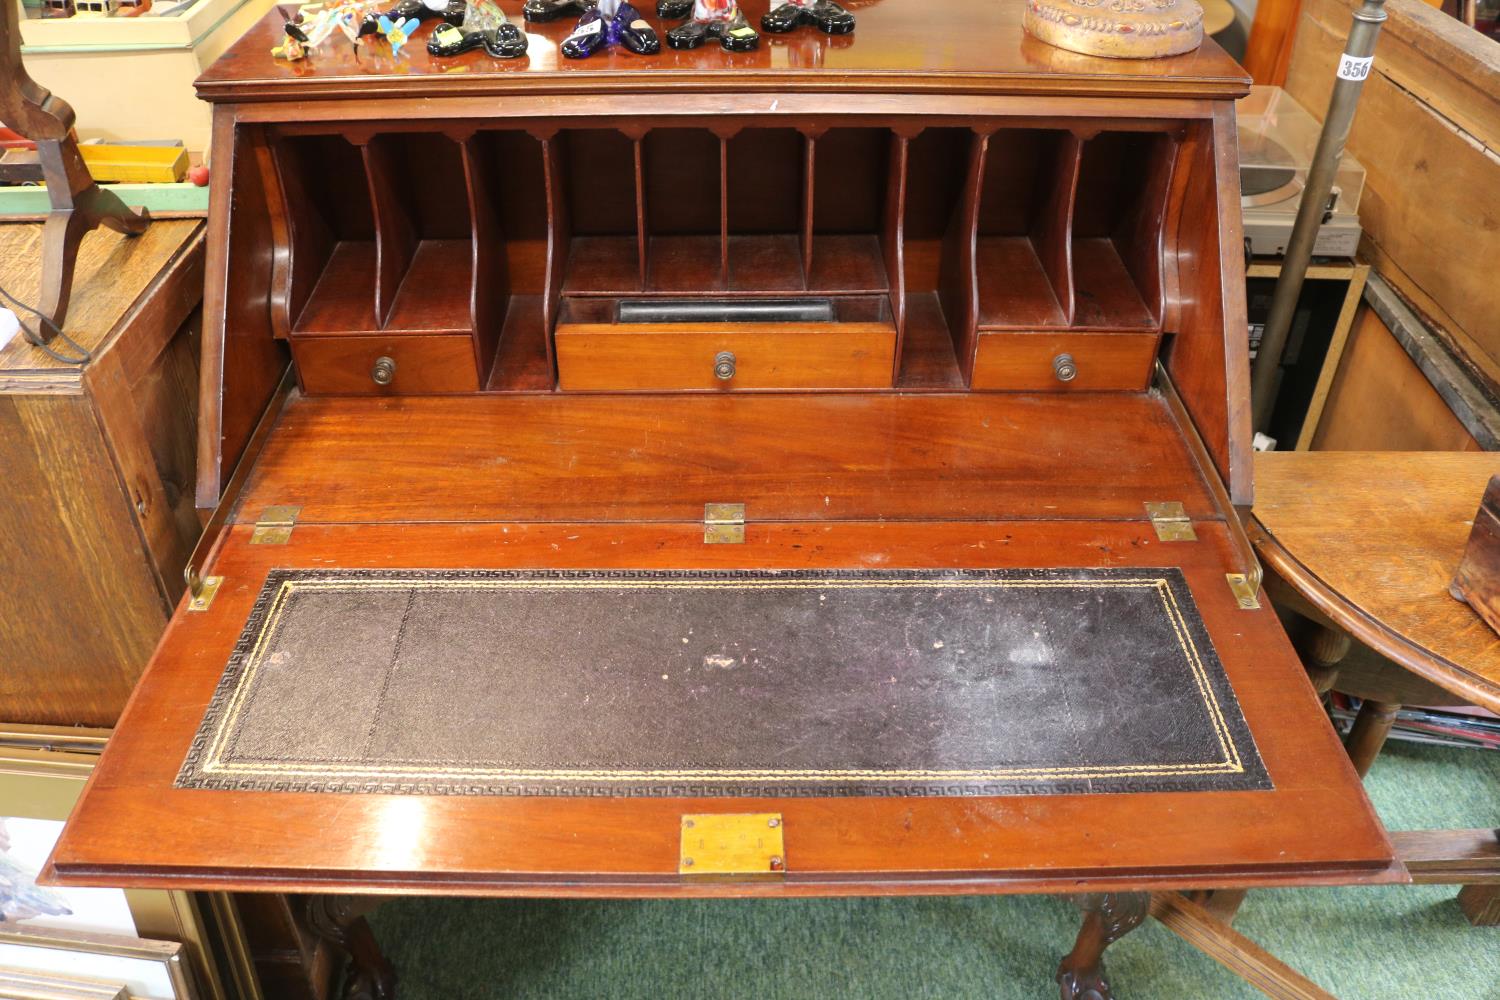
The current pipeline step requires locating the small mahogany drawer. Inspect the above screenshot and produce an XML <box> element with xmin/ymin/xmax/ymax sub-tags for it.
<box><xmin>555</xmin><ymin>323</ymin><xmax>897</xmax><ymax>391</ymax></box>
<box><xmin>291</xmin><ymin>334</ymin><xmax>481</xmax><ymax>395</ymax></box>
<box><xmin>970</xmin><ymin>331</ymin><xmax>1160</xmax><ymax>391</ymax></box>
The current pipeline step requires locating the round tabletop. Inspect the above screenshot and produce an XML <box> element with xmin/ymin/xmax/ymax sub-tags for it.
<box><xmin>1250</xmin><ymin>451</ymin><xmax>1500</xmax><ymax>713</ymax></box>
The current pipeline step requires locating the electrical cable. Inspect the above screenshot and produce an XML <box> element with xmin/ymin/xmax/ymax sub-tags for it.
<box><xmin>0</xmin><ymin>278</ymin><xmax>92</xmax><ymax>365</ymax></box>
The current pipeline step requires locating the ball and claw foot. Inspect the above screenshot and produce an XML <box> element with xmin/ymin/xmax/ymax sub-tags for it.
<box><xmin>1057</xmin><ymin>968</ymin><xmax>1115</xmax><ymax>1000</ymax></box>
<box><xmin>303</xmin><ymin>896</ymin><xmax>397</xmax><ymax>1000</ymax></box>
<box><xmin>1054</xmin><ymin>892</ymin><xmax>1149</xmax><ymax>1000</ymax></box>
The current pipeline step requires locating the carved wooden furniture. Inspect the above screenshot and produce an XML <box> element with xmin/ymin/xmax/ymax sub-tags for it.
<box><xmin>1250</xmin><ymin>450</ymin><xmax>1500</xmax><ymax>927</ymax></box>
<box><xmin>0</xmin><ymin>221</ymin><xmax>204</xmax><ymax>726</ymax></box>
<box><xmin>0</xmin><ymin>0</ymin><xmax>151</xmax><ymax>338</ymax></box>
<box><xmin>45</xmin><ymin>2</ymin><xmax>1403</xmax><ymax>996</ymax></box>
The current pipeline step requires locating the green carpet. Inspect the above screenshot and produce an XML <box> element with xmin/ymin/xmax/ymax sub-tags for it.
<box><xmin>369</xmin><ymin>741</ymin><xmax>1500</xmax><ymax>999</ymax></box>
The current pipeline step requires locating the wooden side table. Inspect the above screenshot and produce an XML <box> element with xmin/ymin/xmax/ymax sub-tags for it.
<box><xmin>0</xmin><ymin>220</ymin><xmax>204</xmax><ymax>726</ymax></box>
<box><xmin>1250</xmin><ymin>451</ymin><xmax>1500</xmax><ymax>925</ymax></box>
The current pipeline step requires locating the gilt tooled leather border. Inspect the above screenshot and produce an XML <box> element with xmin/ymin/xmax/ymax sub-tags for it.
<box><xmin>175</xmin><ymin>568</ymin><xmax>1272</xmax><ymax>797</ymax></box>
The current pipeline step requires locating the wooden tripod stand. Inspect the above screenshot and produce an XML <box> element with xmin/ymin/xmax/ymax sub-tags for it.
<box><xmin>0</xmin><ymin>0</ymin><xmax>150</xmax><ymax>344</ymax></box>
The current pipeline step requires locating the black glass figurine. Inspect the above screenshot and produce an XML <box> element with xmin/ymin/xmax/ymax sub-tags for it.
<box><xmin>666</xmin><ymin>0</ymin><xmax>758</xmax><ymax>50</ymax></box>
<box><xmin>428</xmin><ymin>0</ymin><xmax>529</xmax><ymax>56</ymax></box>
<box><xmin>559</xmin><ymin>0</ymin><xmax>660</xmax><ymax>57</ymax></box>
<box><xmin>761</xmin><ymin>0</ymin><xmax>855</xmax><ymax>34</ymax></box>
<box><xmin>525</xmin><ymin>0</ymin><xmax>695</xmax><ymax>21</ymax></box>
<box><xmin>522</xmin><ymin>0</ymin><xmax>589</xmax><ymax>21</ymax></box>
<box><xmin>358</xmin><ymin>0</ymin><xmax>466</xmax><ymax>37</ymax></box>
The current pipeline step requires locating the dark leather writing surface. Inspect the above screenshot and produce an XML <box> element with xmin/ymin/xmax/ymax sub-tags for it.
<box><xmin>177</xmin><ymin>568</ymin><xmax>1269</xmax><ymax>797</ymax></box>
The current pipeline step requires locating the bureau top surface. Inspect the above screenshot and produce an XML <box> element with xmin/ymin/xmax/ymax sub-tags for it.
<box><xmin>197</xmin><ymin>0</ymin><xmax>1251</xmax><ymax>104</ymax></box>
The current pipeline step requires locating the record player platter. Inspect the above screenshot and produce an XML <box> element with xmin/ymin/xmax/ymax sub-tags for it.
<box><xmin>1239</xmin><ymin>133</ymin><xmax>1303</xmax><ymax>208</ymax></box>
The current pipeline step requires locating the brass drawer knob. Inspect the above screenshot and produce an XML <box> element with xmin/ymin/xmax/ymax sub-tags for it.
<box><xmin>1052</xmin><ymin>353</ymin><xmax>1077</xmax><ymax>383</ymax></box>
<box><xmin>713</xmin><ymin>351</ymin><xmax>736</xmax><ymax>381</ymax></box>
<box><xmin>371</xmin><ymin>355</ymin><xmax>397</xmax><ymax>386</ymax></box>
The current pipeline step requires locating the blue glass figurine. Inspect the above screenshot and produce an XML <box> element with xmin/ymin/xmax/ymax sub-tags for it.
<box><xmin>428</xmin><ymin>0</ymin><xmax>529</xmax><ymax>56</ymax></box>
<box><xmin>666</xmin><ymin>0</ymin><xmax>758</xmax><ymax>50</ymax></box>
<box><xmin>761</xmin><ymin>0</ymin><xmax>854</xmax><ymax>34</ymax></box>
<box><xmin>559</xmin><ymin>0</ymin><xmax>660</xmax><ymax>57</ymax></box>
<box><xmin>359</xmin><ymin>0</ymin><xmax>465</xmax><ymax>39</ymax></box>
<box><xmin>378</xmin><ymin>13</ymin><xmax>417</xmax><ymax>54</ymax></box>
<box><xmin>523</xmin><ymin>0</ymin><xmax>692</xmax><ymax>22</ymax></box>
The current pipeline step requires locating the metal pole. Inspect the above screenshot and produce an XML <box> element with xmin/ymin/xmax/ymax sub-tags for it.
<box><xmin>1249</xmin><ymin>0</ymin><xmax>1388</xmax><ymax>433</ymax></box>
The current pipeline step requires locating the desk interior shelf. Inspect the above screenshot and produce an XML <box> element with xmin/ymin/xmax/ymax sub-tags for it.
<box><xmin>260</xmin><ymin>120</ymin><xmax>1190</xmax><ymax>396</ymax></box>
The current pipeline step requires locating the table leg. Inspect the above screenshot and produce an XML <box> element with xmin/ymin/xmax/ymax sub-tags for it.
<box><xmin>1056</xmin><ymin>892</ymin><xmax>1150</xmax><ymax>1000</ymax></box>
<box><xmin>1457</xmin><ymin>884</ymin><xmax>1500</xmax><ymax>926</ymax></box>
<box><xmin>302</xmin><ymin>895</ymin><xmax>397</xmax><ymax>1000</ymax></box>
<box><xmin>1296</xmin><ymin>625</ymin><xmax>1350</xmax><ymax>696</ymax></box>
<box><xmin>1344</xmin><ymin>699</ymin><xmax>1400</xmax><ymax>778</ymax></box>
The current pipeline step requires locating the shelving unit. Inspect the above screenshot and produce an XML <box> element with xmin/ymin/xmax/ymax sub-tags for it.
<box><xmin>259</xmin><ymin>119</ymin><xmax>1193</xmax><ymax>397</ymax></box>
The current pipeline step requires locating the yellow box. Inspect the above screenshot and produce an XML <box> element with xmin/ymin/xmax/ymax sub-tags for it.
<box><xmin>80</xmin><ymin>143</ymin><xmax>189</xmax><ymax>183</ymax></box>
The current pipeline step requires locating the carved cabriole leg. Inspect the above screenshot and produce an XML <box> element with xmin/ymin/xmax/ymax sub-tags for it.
<box><xmin>1057</xmin><ymin>892</ymin><xmax>1150</xmax><ymax>1000</ymax></box>
<box><xmin>302</xmin><ymin>895</ymin><xmax>396</xmax><ymax>1000</ymax></box>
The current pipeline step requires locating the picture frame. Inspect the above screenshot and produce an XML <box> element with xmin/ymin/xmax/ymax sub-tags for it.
<box><xmin>0</xmin><ymin>727</ymin><xmax>256</xmax><ymax>1000</ymax></box>
<box><xmin>0</xmin><ymin>927</ymin><xmax>193</xmax><ymax>1000</ymax></box>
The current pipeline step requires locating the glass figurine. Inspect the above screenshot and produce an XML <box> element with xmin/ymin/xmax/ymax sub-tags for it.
<box><xmin>522</xmin><ymin>0</ymin><xmax>588</xmax><ymax>20</ymax></box>
<box><xmin>666</xmin><ymin>0</ymin><xmax>758</xmax><ymax>51</ymax></box>
<box><xmin>428</xmin><ymin>0</ymin><xmax>529</xmax><ymax>56</ymax></box>
<box><xmin>559</xmin><ymin>0</ymin><xmax>661</xmax><ymax>58</ymax></box>
<box><xmin>378</xmin><ymin>13</ymin><xmax>418</xmax><ymax>54</ymax></box>
<box><xmin>274</xmin><ymin>0</ymin><xmax>378</xmax><ymax>59</ymax></box>
<box><xmin>273</xmin><ymin>20</ymin><xmax>311</xmax><ymax>59</ymax></box>
<box><xmin>358</xmin><ymin>0</ymin><xmax>466</xmax><ymax>39</ymax></box>
<box><xmin>524</xmin><ymin>0</ymin><xmax>694</xmax><ymax>22</ymax></box>
<box><xmin>760</xmin><ymin>0</ymin><xmax>854</xmax><ymax>35</ymax></box>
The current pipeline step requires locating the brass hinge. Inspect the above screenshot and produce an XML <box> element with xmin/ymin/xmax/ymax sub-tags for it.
<box><xmin>1145</xmin><ymin>501</ymin><xmax>1196</xmax><ymax>542</ymax></box>
<box><xmin>1226</xmin><ymin>573</ymin><xmax>1262</xmax><ymax>610</ymax></box>
<box><xmin>680</xmin><ymin>813</ymin><xmax>785</xmax><ymax>877</ymax></box>
<box><xmin>250</xmin><ymin>505</ymin><xmax>300</xmax><ymax>545</ymax></box>
<box><xmin>704</xmin><ymin>503</ymin><xmax>745</xmax><ymax>544</ymax></box>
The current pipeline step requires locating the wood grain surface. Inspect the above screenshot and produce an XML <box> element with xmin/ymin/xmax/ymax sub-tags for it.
<box><xmin>0</xmin><ymin>221</ymin><xmax>203</xmax><ymax>380</ymax></box>
<box><xmin>1251</xmin><ymin>451</ymin><xmax>1500</xmax><ymax>711</ymax></box>
<box><xmin>0</xmin><ymin>220</ymin><xmax>206</xmax><ymax>726</ymax></box>
<box><xmin>1285</xmin><ymin>0</ymin><xmax>1500</xmax><ymax>392</ymax></box>
<box><xmin>231</xmin><ymin>392</ymin><xmax>1222</xmax><ymax>525</ymax></box>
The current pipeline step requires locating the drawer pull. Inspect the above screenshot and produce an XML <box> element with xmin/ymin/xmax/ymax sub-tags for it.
<box><xmin>1052</xmin><ymin>353</ymin><xmax>1078</xmax><ymax>383</ymax></box>
<box><xmin>371</xmin><ymin>355</ymin><xmax>397</xmax><ymax>386</ymax></box>
<box><xmin>713</xmin><ymin>351</ymin><xmax>737</xmax><ymax>381</ymax></box>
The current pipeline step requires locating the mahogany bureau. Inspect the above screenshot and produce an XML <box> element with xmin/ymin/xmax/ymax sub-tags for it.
<box><xmin>46</xmin><ymin>2</ymin><xmax>1399</xmax><ymax>997</ymax></box>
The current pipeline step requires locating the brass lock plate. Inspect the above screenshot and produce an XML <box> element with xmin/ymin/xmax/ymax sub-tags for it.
<box><xmin>679</xmin><ymin>813</ymin><xmax>785</xmax><ymax>876</ymax></box>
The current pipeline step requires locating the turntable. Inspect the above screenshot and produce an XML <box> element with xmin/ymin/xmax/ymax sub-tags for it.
<box><xmin>1238</xmin><ymin>85</ymin><xmax>1366</xmax><ymax>258</ymax></box>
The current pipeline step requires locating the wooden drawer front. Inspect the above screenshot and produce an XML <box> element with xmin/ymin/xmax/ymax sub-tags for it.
<box><xmin>555</xmin><ymin>324</ymin><xmax>897</xmax><ymax>391</ymax></box>
<box><xmin>292</xmin><ymin>335</ymin><xmax>481</xmax><ymax>395</ymax></box>
<box><xmin>970</xmin><ymin>331</ymin><xmax>1159</xmax><ymax>391</ymax></box>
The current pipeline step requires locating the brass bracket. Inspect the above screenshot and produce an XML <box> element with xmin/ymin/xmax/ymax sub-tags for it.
<box><xmin>704</xmin><ymin>503</ymin><xmax>745</xmax><ymax>544</ymax></box>
<box><xmin>185</xmin><ymin>564</ymin><xmax>223</xmax><ymax>612</ymax></box>
<box><xmin>1145</xmin><ymin>501</ymin><xmax>1196</xmax><ymax>542</ymax></box>
<box><xmin>1226</xmin><ymin>573</ymin><xmax>1262</xmax><ymax>611</ymax></box>
<box><xmin>680</xmin><ymin>813</ymin><xmax>785</xmax><ymax>876</ymax></box>
<box><xmin>250</xmin><ymin>505</ymin><xmax>300</xmax><ymax>545</ymax></box>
